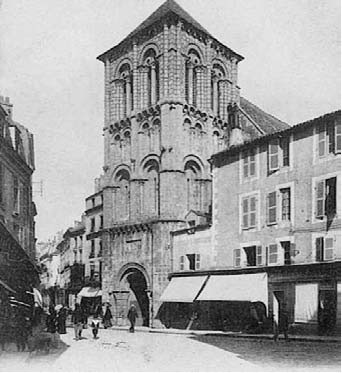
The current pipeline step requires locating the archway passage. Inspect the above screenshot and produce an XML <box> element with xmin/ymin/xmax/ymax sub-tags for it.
<box><xmin>122</xmin><ymin>268</ymin><xmax>150</xmax><ymax>327</ymax></box>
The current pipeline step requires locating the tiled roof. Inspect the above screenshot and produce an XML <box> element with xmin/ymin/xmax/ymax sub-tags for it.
<box><xmin>240</xmin><ymin>97</ymin><xmax>290</xmax><ymax>134</ymax></box>
<box><xmin>97</xmin><ymin>0</ymin><xmax>243</xmax><ymax>62</ymax></box>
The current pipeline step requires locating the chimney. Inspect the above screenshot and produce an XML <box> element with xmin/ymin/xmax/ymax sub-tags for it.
<box><xmin>228</xmin><ymin>103</ymin><xmax>244</xmax><ymax>147</ymax></box>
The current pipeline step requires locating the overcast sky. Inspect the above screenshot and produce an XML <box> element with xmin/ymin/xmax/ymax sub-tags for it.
<box><xmin>0</xmin><ymin>0</ymin><xmax>340</xmax><ymax>242</ymax></box>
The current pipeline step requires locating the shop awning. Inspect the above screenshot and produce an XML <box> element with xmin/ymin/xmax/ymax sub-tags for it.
<box><xmin>196</xmin><ymin>272</ymin><xmax>268</xmax><ymax>306</ymax></box>
<box><xmin>77</xmin><ymin>287</ymin><xmax>102</xmax><ymax>298</ymax></box>
<box><xmin>160</xmin><ymin>276</ymin><xmax>208</xmax><ymax>303</ymax></box>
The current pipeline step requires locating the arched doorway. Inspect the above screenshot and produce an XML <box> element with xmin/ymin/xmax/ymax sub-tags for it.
<box><xmin>118</xmin><ymin>265</ymin><xmax>150</xmax><ymax>327</ymax></box>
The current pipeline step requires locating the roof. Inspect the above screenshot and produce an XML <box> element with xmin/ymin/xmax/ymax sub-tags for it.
<box><xmin>240</xmin><ymin>97</ymin><xmax>290</xmax><ymax>135</ymax></box>
<box><xmin>212</xmin><ymin>109</ymin><xmax>340</xmax><ymax>163</ymax></box>
<box><xmin>97</xmin><ymin>0</ymin><xmax>243</xmax><ymax>62</ymax></box>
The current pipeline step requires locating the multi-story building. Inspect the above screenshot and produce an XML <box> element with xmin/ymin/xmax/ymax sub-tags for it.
<box><xmin>0</xmin><ymin>95</ymin><xmax>39</xmax><ymax>324</ymax></box>
<box><xmin>97</xmin><ymin>0</ymin><xmax>288</xmax><ymax>326</ymax></box>
<box><xmin>166</xmin><ymin>110</ymin><xmax>341</xmax><ymax>335</ymax></box>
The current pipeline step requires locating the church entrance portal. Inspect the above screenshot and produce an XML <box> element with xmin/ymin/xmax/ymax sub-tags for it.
<box><xmin>114</xmin><ymin>266</ymin><xmax>150</xmax><ymax>327</ymax></box>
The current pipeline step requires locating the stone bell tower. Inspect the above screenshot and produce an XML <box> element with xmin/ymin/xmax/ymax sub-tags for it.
<box><xmin>96</xmin><ymin>0</ymin><xmax>244</xmax><ymax>326</ymax></box>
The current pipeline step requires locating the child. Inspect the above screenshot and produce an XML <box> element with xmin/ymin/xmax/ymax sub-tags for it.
<box><xmin>91</xmin><ymin>317</ymin><xmax>100</xmax><ymax>339</ymax></box>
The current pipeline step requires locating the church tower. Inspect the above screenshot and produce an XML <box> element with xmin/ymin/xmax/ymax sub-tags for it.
<box><xmin>97</xmin><ymin>0</ymin><xmax>244</xmax><ymax>326</ymax></box>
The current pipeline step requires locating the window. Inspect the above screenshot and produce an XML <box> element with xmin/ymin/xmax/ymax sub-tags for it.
<box><xmin>73</xmin><ymin>250</ymin><xmax>77</xmax><ymax>263</ymax></box>
<box><xmin>79</xmin><ymin>249</ymin><xmax>83</xmax><ymax>263</ymax></box>
<box><xmin>241</xmin><ymin>194</ymin><xmax>258</xmax><ymax>230</ymax></box>
<box><xmin>315</xmin><ymin>177</ymin><xmax>337</xmax><ymax>219</ymax></box>
<box><xmin>268</xmin><ymin>137</ymin><xmax>291</xmax><ymax>172</ymax></box>
<box><xmin>281</xmin><ymin>241</ymin><xmax>292</xmax><ymax>265</ymax></box>
<box><xmin>90</xmin><ymin>240</ymin><xmax>95</xmax><ymax>258</ymax></box>
<box><xmin>242</xmin><ymin>149</ymin><xmax>256</xmax><ymax>178</ymax></box>
<box><xmin>180</xmin><ymin>255</ymin><xmax>185</xmax><ymax>271</ymax></box>
<box><xmin>13</xmin><ymin>176</ymin><xmax>19</xmax><ymax>214</ymax></box>
<box><xmin>243</xmin><ymin>246</ymin><xmax>262</xmax><ymax>267</ymax></box>
<box><xmin>280</xmin><ymin>188</ymin><xmax>291</xmax><ymax>221</ymax></box>
<box><xmin>316</xmin><ymin>237</ymin><xmax>334</xmax><ymax>261</ymax></box>
<box><xmin>92</xmin><ymin>198</ymin><xmax>95</xmax><ymax>208</ymax></box>
<box><xmin>317</xmin><ymin>121</ymin><xmax>341</xmax><ymax>157</ymax></box>
<box><xmin>195</xmin><ymin>254</ymin><xmax>201</xmax><ymax>270</ymax></box>
<box><xmin>233</xmin><ymin>249</ymin><xmax>241</xmax><ymax>267</ymax></box>
<box><xmin>188</xmin><ymin>220</ymin><xmax>196</xmax><ymax>227</ymax></box>
<box><xmin>98</xmin><ymin>241</ymin><xmax>103</xmax><ymax>257</ymax></box>
<box><xmin>90</xmin><ymin>218</ymin><xmax>95</xmax><ymax>232</ymax></box>
<box><xmin>186</xmin><ymin>254</ymin><xmax>200</xmax><ymax>271</ymax></box>
<box><xmin>99</xmin><ymin>215</ymin><xmax>103</xmax><ymax>230</ymax></box>
<box><xmin>268</xmin><ymin>244</ymin><xmax>278</xmax><ymax>264</ymax></box>
<box><xmin>90</xmin><ymin>264</ymin><xmax>95</xmax><ymax>279</ymax></box>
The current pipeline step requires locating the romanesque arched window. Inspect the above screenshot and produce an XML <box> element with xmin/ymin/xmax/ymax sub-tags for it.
<box><xmin>118</xmin><ymin>63</ymin><xmax>134</xmax><ymax>117</ymax></box>
<box><xmin>211</xmin><ymin>63</ymin><xmax>226</xmax><ymax>116</ymax></box>
<box><xmin>184</xmin><ymin>160</ymin><xmax>202</xmax><ymax>211</ymax></box>
<box><xmin>142</xmin><ymin>159</ymin><xmax>159</xmax><ymax>216</ymax></box>
<box><xmin>143</xmin><ymin>49</ymin><xmax>159</xmax><ymax>107</ymax></box>
<box><xmin>114</xmin><ymin>169</ymin><xmax>130</xmax><ymax>221</ymax></box>
<box><xmin>185</xmin><ymin>50</ymin><xmax>202</xmax><ymax>107</ymax></box>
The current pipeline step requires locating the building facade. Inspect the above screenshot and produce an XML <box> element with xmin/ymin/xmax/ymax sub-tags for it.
<box><xmin>165</xmin><ymin>110</ymin><xmax>340</xmax><ymax>335</ymax></box>
<box><xmin>97</xmin><ymin>0</ymin><xmax>288</xmax><ymax>326</ymax></box>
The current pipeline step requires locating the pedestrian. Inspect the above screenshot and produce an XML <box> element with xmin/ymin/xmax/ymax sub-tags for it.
<box><xmin>56</xmin><ymin>306</ymin><xmax>67</xmax><ymax>334</ymax></box>
<box><xmin>90</xmin><ymin>317</ymin><xmax>101</xmax><ymax>339</ymax></box>
<box><xmin>71</xmin><ymin>303</ymin><xmax>84</xmax><ymax>340</ymax></box>
<box><xmin>273</xmin><ymin>305</ymin><xmax>289</xmax><ymax>342</ymax></box>
<box><xmin>102</xmin><ymin>303</ymin><xmax>113</xmax><ymax>329</ymax></box>
<box><xmin>127</xmin><ymin>304</ymin><xmax>138</xmax><ymax>333</ymax></box>
<box><xmin>46</xmin><ymin>305</ymin><xmax>57</xmax><ymax>333</ymax></box>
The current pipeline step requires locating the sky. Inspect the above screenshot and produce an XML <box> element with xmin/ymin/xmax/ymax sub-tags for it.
<box><xmin>0</xmin><ymin>0</ymin><xmax>340</xmax><ymax>242</ymax></box>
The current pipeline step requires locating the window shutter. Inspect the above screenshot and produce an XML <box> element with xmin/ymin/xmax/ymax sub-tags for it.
<box><xmin>267</xmin><ymin>191</ymin><xmax>277</xmax><ymax>224</ymax></box>
<box><xmin>327</xmin><ymin>123</ymin><xmax>335</xmax><ymax>154</ymax></box>
<box><xmin>315</xmin><ymin>180</ymin><xmax>325</xmax><ymax>219</ymax></box>
<box><xmin>268</xmin><ymin>244</ymin><xmax>278</xmax><ymax>264</ymax></box>
<box><xmin>335</xmin><ymin>121</ymin><xmax>341</xmax><ymax>153</ymax></box>
<box><xmin>281</xmin><ymin>137</ymin><xmax>290</xmax><ymax>167</ymax></box>
<box><xmin>243</xmin><ymin>155</ymin><xmax>249</xmax><ymax>178</ymax></box>
<box><xmin>249</xmin><ymin>196</ymin><xmax>257</xmax><ymax>228</ymax></box>
<box><xmin>268</xmin><ymin>139</ymin><xmax>279</xmax><ymax>171</ymax></box>
<box><xmin>256</xmin><ymin>245</ymin><xmax>263</xmax><ymax>266</ymax></box>
<box><xmin>315</xmin><ymin>237</ymin><xmax>324</xmax><ymax>261</ymax></box>
<box><xmin>249</xmin><ymin>150</ymin><xmax>256</xmax><ymax>176</ymax></box>
<box><xmin>324</xmin><ymin>237</ymin><xmax>334</xmax><ymax>260</ymax></box>
<box><xmin>233</xmin><ymin>249</ymin><xmax>241</xmax><ymax>267</ymax></box>
<box><xmin>242</xmin><ymin>197</ymin><xmax>249</xmax><ymax>229</ymax></box>
<box><xmin>318</xmin><ymin>124</ymin><xmax>326</xmax><ymax>157</ymax></box>
<box><xmin>180</xmin><ymin>255</ymin><xmax>185</xmax><ymax>270</ymax></box>
<box><xmin>195</xmin><ymin>254</ymin><xmax>201</xmax><ymax>270</ymax></box>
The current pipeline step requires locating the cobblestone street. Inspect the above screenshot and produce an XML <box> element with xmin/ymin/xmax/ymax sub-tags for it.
<box><xmin>0</xmin><ymin>328</ymin><xmax>340</xmax><ymax>372</ymax></box>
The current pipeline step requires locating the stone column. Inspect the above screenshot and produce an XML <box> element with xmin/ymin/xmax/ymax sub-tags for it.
<box><xmin>151</xmin><ymin>62</ymin><xmax>157</xmax><ymax>105</ymax></box>
<box><xmin>188</xmin><ymin>62</ymin><xmax>194</xmax><ymax>105</ymax></box>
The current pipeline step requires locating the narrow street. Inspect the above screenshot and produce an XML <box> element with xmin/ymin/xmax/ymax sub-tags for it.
<box><xmin>0</xmin><ymin>328</ymin><xmax>340</xmax><ymax>372</ymax></box>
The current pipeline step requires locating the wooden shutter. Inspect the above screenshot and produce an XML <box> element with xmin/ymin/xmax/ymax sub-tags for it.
<box><xmin>327</xmin><ymin>123</ymin><xmax>335</xmax><ymax>154</ymax></box>
<box><xmin>324</xmin><ymin>237</ymin><xmax>334</xmax><ymax>260</ymax></box>
<box><xmin>180</xmin><ymin>255</ymin><xmax>185</xmax><ymax>270</ymax></box>
<box><xmin>249</xmin><ymin>149</ymin><xmax>256</xmax><ymax>176</ymax></box>
<box><xmin>249</xmin><ymin>196</ymin><xmax>257</xmax><ymax>228</ymax></box>
<box><xmin>315</xmin><ymin>180</ymin><xmax>325</xmax><ymax>219</ymax></box>
<box><xmin>233</xmin><ymin>248</ymin><xmax>241</xmax><ymax>267</ymax></box>
<box><xmin>267</xmin><ymin>191</ymin><xmax>277</xmax><ymax>224</ymax></box>
<box><xmin>242</xmin><ymin>197</ymin><xmax>249</xmax><ymax>229</ymax></box>
<box><xmin>243</xmin><ymin>151</ymin><xmax>249</xmax><ymax>178</ymax></box>
<box><xmin>335</xmin><ymin>121</ymin><xmax>341</xmax><ymax>153</ymax></box>
<box><xmin>325</xmin><ymin>177</ymin><xmax>337</xmax><ymax>216</ymax></box>
<box><xmin>268</xmin><ymin>139</ymin><xmax>279</xmax><ymax>171</ymax></box>
<box><xmin>315</xmin><ymin>237</ymin><xmax>324</xmax><ymax>261</ymax></box>
<box><xmin>268</xmin><ymin>244</ymin><xmax>278</xmax><ymax>264</ymax></box>
<box><xmin>195</xmin><ymin>254</ymin><xmax>201</xmax><ymax>270</ymax></box>
<box><xmin>318</xmin><ymin>124</ymin><xmax>326</xmax><ymax>157</ymax></box>
<box><xmin>256</xmin><ymin>245</ymin><xmax>263</xmax><ymax>266</ymax></box>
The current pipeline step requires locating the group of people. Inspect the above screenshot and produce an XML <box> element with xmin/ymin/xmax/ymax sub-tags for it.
<box><xmin>71</xmin><ymin>302</ymin><xmax>138</xmax><ymax>340</ymax></box>
<box><xmin>46</xmin><ymin>305</ymin><xmax>68</xmax><ymax>335</ymax></box>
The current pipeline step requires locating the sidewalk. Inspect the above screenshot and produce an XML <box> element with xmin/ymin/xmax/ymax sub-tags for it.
<box><xmin>108</xmin><ymin>325</ymin><xmax>341</xmax><ymax>343</ymax></box>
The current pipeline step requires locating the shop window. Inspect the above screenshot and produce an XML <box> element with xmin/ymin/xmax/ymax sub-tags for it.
<box><xmin>241</xmin><ymin>194</ymin><xmax>258</xmax><ymax>230</ymax></box>
<box><xmin>315</xmin><ymin>237</ymin><xmax>334</xmax><ymax>262</ymax></box>
<box><xmin>315</xmin><ymin>177</ymin><xmax>337</xmax><ymax>219</ymax></box>
<box><xmin>242</xmin><ymin>148</ymin><xmax>256</xmax><ymax>179</ymax></box>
